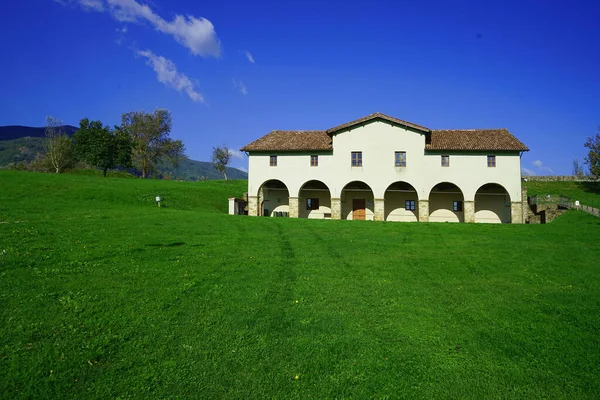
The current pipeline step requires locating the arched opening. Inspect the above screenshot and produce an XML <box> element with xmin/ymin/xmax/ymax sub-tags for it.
<box><xmin>341</xmin><ymin>181</ymin><xmax>374</xmax><ymax>220</ymax></box>
<box><xmin>475</xmin><ymin>183</ymin><xmax>511</xmax><ymax>223</ymax></box>
<box><xmin>299</xmin><ymin>180</ymin><xmax>332</xmax><ymax>219</ymax></box>
<box><xmin>258</xmin><ymin>179</ymin><xmax>289</xmax><ymax>217</ymax></box>
<box><xmin>429</xmin><ymin>182</ymin><xmax>464</xmax><ymax>222</ymax></box>
<box><xmin>384</xmin><ymin>181</ymin><xmax>419</xmax><ymax>222</ymax></box>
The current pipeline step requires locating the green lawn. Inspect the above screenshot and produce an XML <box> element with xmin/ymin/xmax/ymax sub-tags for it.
<box><xmin>1</xmin><ymin>171</ymin><xmax>599</xmax><ymax>399</ymax></box>
<box><xmin>525</xmin><ymin>180</ymin><xmax>600</xmax><ymax>207</ymax></box>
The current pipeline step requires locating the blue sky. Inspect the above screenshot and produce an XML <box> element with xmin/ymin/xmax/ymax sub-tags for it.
<box><xmin>1</xmin><ymin>0</ymin><xmax>599</xmax><ymax>174</ymax></box>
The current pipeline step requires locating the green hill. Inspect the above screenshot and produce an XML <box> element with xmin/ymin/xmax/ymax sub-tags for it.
<box><xmin>524</xmin><ymin>180</ymin><xmax>600</xmax><ymax>207</ymax></box>
<box><xmin>0</xmin><ymin>125</ymin><xmax>247</xmax><ymax>180</ymax></box>
<box><xmin>1</xmin><ymin>170</ymin><xmax>599</xmax><ymax>399</ymax></box>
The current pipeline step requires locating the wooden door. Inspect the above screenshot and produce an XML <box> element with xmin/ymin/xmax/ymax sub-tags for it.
<box><xmin>353</xmin><ymin>199</ymin><xmax>366</xmax><ymax>220</ymax></box>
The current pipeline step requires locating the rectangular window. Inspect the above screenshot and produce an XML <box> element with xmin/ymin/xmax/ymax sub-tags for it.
<box><xmin>306</xmin><ymin>198</ymin><xmax>320</xmax><ymax>210</ymax></box>
<box><xmin>310</xmin><ymin>155</ymin><xmax>319</xmax><ymax>167</ymax></box>
<box><xmin>395</xmin><ymin>151</ymin><xmax>407</xmax><ymax>167</ymax></box>
<box><xmin>487</xmin><ymin>155</ymin><xmax>496</xmax><ymax>167</ymax></box>
<box><xmin>441</xmin><ymin>155</ymin><xmax>450</xmax><ymax>167</ymax></box>
<box><xmin>453</xmin><ymin>201</ymin><xmax>463</xmax><ymax>212</ymax></box>
<box><xmin>351</xmin><ymin>151</ymin><xmax>362</xmax><ymax>167</ymax></box>
<box><xmin>270</xmin><ymin>155</ymin><xmax>277</xmax><ymax>166</ymax></box>
<box><xmin>405</xmin><ymin>200</ymin><xmax>416</xmax><ymax>211</ymax></box>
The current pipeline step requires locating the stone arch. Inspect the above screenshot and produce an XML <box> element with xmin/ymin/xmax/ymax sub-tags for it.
<box><xmin>257</xmin><ymin>179</ymin><xmax>290</xmax><ymax>217</ymax></box>
<box><xmin>340</xmin><ymin>181</ymin><xmax>374</xmax><ymax>220</ymax></box>
<box><xmin>428</xmin><ymin>182</ymin><xmax>465</xmax><ymax>223</ymax></box>
<box><xmin>475</xmin><ymin>183</ymin><xmax>511</xmax><ymax>223</ymax></box>
<box><xmin>384</xmin><ymin>181</ymin><xmax>419</xmax><ymax>222</ymax></box>
<box><xmin>299</xmin><ymin>180</ymin><xmax>332</xmax><ymax>219</ymax></box>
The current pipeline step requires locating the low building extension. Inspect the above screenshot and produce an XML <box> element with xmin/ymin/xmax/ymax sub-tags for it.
<box><xmin>240</xmin><ymin>112</ymin><xmax>529</xmax><ymax>223</ymax></box>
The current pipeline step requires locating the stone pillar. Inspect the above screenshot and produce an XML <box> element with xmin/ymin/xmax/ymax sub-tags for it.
<box><xmin>511</xmin><ymin>202</ymin><xmax>523</xmax><ymax>224</ymax></box>
<box><xmin>289</xmin><ymin>197</ymin><xmax>299</xmax><ymax>218</ymax></box>
<box><xmin>248</xmin><ymin>196</ymin><xmax>258</xmax><ymax>217</ymax></box>
<box><xmin>418</xmin><ymin>200</ymin><xmax>429</xmax><ymax>222</ymax></box>
<box><xmin>374</xmin><ymin>198</ymin><xmax>385</xmax><ymax>221</ymax></box>
<box><xmin>463</xmin><ymin>200</ymin><xmax>475</xmax><ymax>223</ymax></box>
<box><xmin>331</xmin><ymin>198</ymin><xmax>342</xmax><ymax>220</ymax></box>
<box><xmin>521</xmin><ymin>187</ymin><xmax>529</xmax><ymax>223</ymax></box>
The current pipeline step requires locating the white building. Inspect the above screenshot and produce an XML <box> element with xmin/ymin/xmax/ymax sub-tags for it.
<box><xmin>241</xmin><ymin>113</ymin><xmax>529</xmax><ymax>223</ymax></box>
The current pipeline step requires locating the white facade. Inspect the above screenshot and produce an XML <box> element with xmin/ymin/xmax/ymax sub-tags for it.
<box><xmin>243</xmin><ymin>115</ymin><xmax>528</xmax><ymax>223</ymax></box>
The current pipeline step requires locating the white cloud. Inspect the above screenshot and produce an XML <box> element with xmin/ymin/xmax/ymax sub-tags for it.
<box><xmin>80</xmin><ymin>0</ymin><xmax>104</xmax><ymax>11</ymax></box>
<box><xmin>238</xmin><ymin>167</ymin><xmax>248</xmax><ymax>173</ymax></box>
<box><xmin>244</xmin><ymin>50</ymin><xmax>255</xmax><ymax>64</ymax></box>
<box><xmin>521</xmin><ymin>167</ymin><xmax>536</xmax><ymax>176</ymax></box>
<box><xmin>107</xmin><ymin>0</ymin><xmax>221</xmax><ymax>57</ymax></box>
<box><xmin>137</xmin><ymin>49</ymin><xmax>204</xmax><ymax>103</ymax></box>
<box><xmin>229</xmin><ymin>149</ymin><xmax>245</xmax><ymax>160</ymax></box>
<box><xmin>232</xmin><ymin>79</ymin><xmax>248</xmax><ymax>95</ymax></box>
<box><xmin>56</xmin><ymin>0</ymin><xmax>221</xmax><ymax>57</ymax></box>
<box><xmin>116</xmin><ymin>26</ymin><xmax>127</xmax><ymax>33</ymax></box>
<box><xmin>54</xmin><ymin>0</ymin><xmax>104</xmax><ymax>11</ymax></box>
<box><xmin>532</xmin><ymin>159</ymin><xmax>553</xmax><ymax>173</ymax></box>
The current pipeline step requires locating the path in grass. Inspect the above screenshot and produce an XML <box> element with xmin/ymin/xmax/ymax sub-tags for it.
<box><xmin>1</xmin><ymin>171</ymin><xmax>600</xmax><ymax>399</ymax></box>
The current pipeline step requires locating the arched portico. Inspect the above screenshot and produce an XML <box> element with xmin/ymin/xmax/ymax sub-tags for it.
<box><xmin>341</xmin><ymin>181</ymin><xmax>374</xmax><ymax>220</ymax></box>
<box><xmin>257</xmin><ymin>179</ymin><xmax>289</xmax><ymax>217</ymax></box>
<box><xmin>428</xmin><ymin>182</ymin><xmax>465</xmax><ymax>222</ymax></box>
<box><xmin>299</xmin><ymin>180</ymin><xmax>332</xmax><ymax>219</ymax></box>
<box><xmin>384</xmin><ymin>181</ymin><xmax>419</xmax><ymax>222</ymax></box>
<box><xmin>475</xmin><ymin>183</ymin><xmax>511</xmax><ymax>223</ymax></box>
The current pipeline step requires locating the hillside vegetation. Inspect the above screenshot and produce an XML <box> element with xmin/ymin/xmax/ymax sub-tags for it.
<box><xmin>1</xmin><ymin>171</ymin><xmax>599</xmax><ymax>399</ymax></box>
<box><xmin>524</xmin><ymin>180</ymin><xmax>600</xmax><ymax>207</ymax></box>
<box><xmin>0</xmin><ymin>125</ymin><xmax>248</xmax><ymax>180</ymax></box>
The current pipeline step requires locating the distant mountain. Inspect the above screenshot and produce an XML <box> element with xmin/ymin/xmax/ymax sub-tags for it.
<box><xmin>0</xmin><ymin>125</ymin><xmax>78</xmax><ymax>141</ymax></box>
<box><xmin>0</xmin><ymin>125</ymin><xmax>247</xmax><ymax>180</ymax></box>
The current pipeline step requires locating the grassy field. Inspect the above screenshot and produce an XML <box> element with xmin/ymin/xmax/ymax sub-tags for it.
<box><xmin>1</xmin><ymin>171</ymin><xmax>599</xmax><ymax>399</ymax></box>
<box><xmin>525</xmin><ymin>180</ymin><xmax>600</xmax><ymax>207</ymax></box>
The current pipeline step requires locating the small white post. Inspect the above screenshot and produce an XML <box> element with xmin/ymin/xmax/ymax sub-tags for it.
<box><xmin>155</xmin><ymin>196</ymin><xmax>162</xmax><ymax>207</ymax></box>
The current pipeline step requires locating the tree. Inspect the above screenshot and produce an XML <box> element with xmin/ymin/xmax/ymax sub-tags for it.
<box><xmin>212</xmin><ymin>145</ymin><xmax>231</xmax><ymax>180</ymax></box>
<box><xmin>120</xmin><ymin>109</ymin><xmax>185</xmax><ymax>178</ymax></box>
<box><xmin>584</xmin><ymin>127</ymin><xmax>600</xmax><ymax>178</ymax></box>
<box><xmin>45</xmin><ymin>116</ymin><xmax>75</xmax><ymax>173</ymax></box>
<box><xmin>73</xmin><ymin>118</ymin><xmax>133</xmax><ymax>177</ymax></box>
<box><xmin>573</xmin><ymin>158</ymin><xmax>584</xmax><ymax>177</ymax></box>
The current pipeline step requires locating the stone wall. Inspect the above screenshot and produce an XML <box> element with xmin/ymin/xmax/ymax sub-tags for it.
<box><xmin>523</xmin><ymin>175</ymin><xmax>598</xmax><ymax>182</ymax></box>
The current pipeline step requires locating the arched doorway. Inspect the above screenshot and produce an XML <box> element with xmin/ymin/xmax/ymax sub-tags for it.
<box><xmin>341</xmin><ymin>181</ymin><xmax>374</xmax><ymax>220</ymax></box>
<box><xmin>475</xmin><ymin>183</ymin><xmax>511</xmax><ymax>223</ymax></box>
<box><xmin>384</xmin><ymin>181</ymin><xmax>419</xmax><ymax>222</ymax></box>
<box><xmin>299</xmin><ymin>180</ymin><xmax>332</xmax><ymax>219</ymax></box>
<box><xmin>429</xmin><ymin>182</ymin><xmax>464</xmax><ymax>222</ymax></box>
<box><xmin>258</xmin><ymin>180</ymin><xmax>289</xmax><ymax>217</ymax></box>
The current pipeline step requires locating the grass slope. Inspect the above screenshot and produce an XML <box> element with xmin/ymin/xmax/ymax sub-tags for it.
<box><xmin>1</xmin><ymin>171</ymin><xmax>599</xmax><ymax>399</ymax></box>
<box><xmin>525</xmin><ymin>180</ymin><xmax>600</xmax><ymax>207</ymax></box>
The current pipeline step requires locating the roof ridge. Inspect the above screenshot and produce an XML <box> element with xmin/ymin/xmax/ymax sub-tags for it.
<box><xmin>432</xmin><ymin>128</ymin><xmax>508</xmax><ymax>132</ymax></box>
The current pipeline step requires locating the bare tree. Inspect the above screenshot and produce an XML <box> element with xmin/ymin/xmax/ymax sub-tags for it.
<box><xmin>572</xmin><ymin>158</ymin><xmax>584</xmax><ymax>177</ymax></box>
<box><xmin>212</xmin><ymin>145</ymin><xmax>231</xmax><ymax>180</ymax></box>
<box><xmin>45</xmin><ymin>116</ymin><xmax>74</xmax><ymax>173</ymax></box>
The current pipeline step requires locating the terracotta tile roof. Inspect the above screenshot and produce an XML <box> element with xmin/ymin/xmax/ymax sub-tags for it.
<box><xmin>240</xmin><ymin>115</ymin><xmax>529</xmax><ymax>152</ymax></box>
<box><xmin>240</xmin><ymin>130</ymin><xmax>332</xmax><ymax>152</ymax></box>
<box><xmin>326</xmin><ymin>112</ymin><xmax>430</xmax><ymax>134</ymax></box>
<box><xmin>427</xmin><ymin>129</ymin><xmax>529</xmax><ymax>152</ymax></box>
